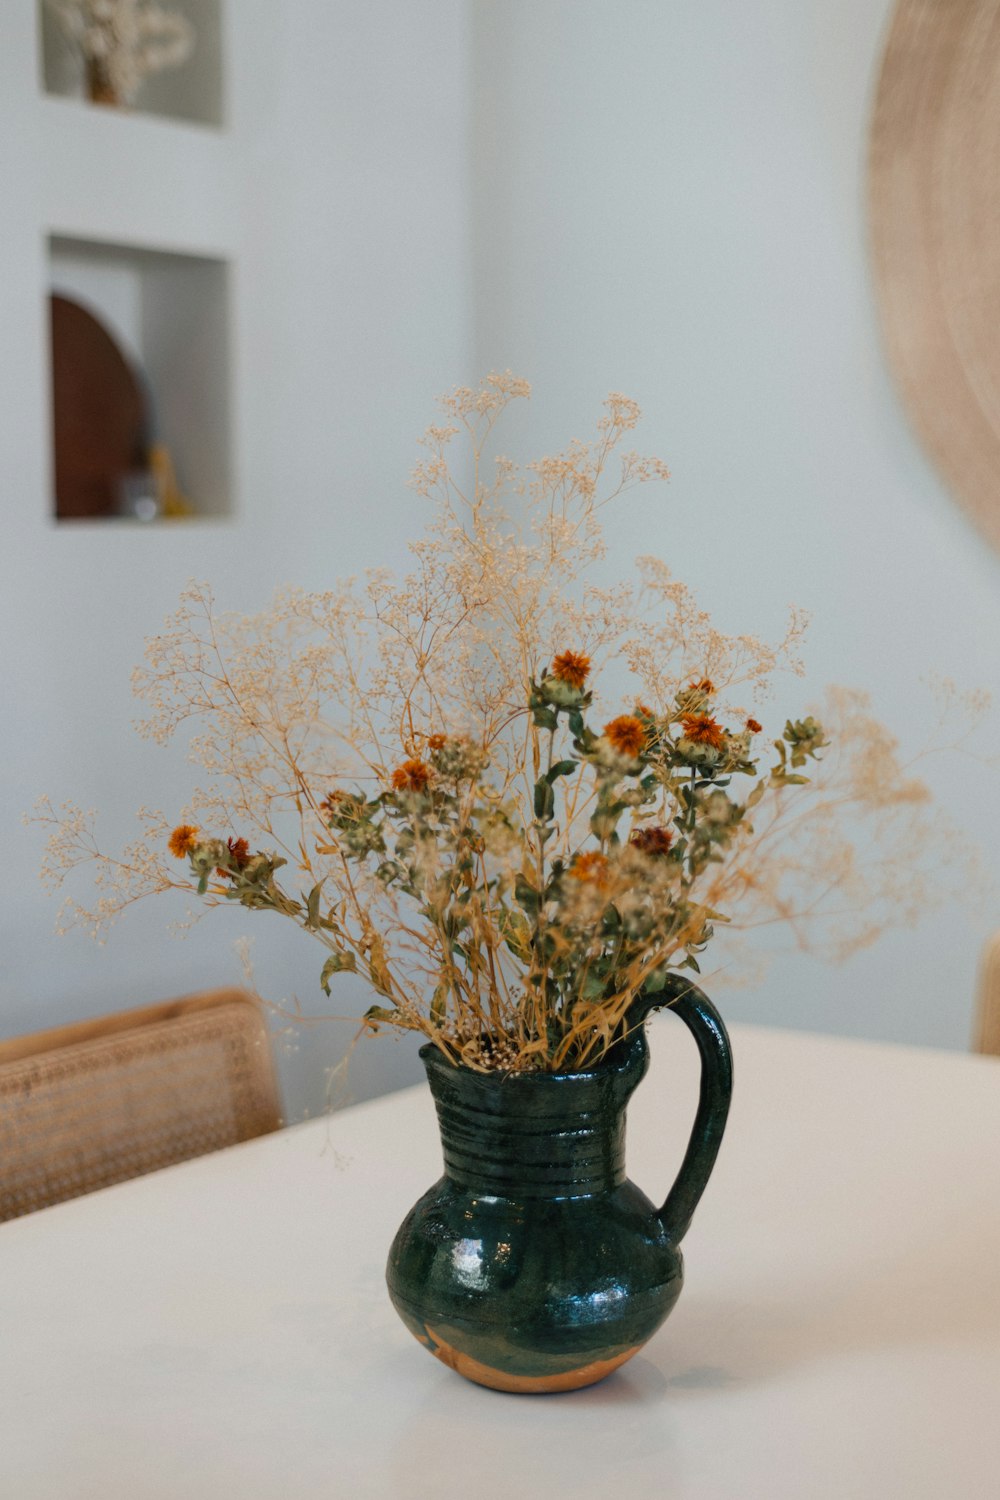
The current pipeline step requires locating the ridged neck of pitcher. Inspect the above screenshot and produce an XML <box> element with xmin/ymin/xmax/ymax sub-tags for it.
<box><xmin>420</xmin><ymin>1031</ymin><xmax>649</xmax><ymax>1199</ymax></box>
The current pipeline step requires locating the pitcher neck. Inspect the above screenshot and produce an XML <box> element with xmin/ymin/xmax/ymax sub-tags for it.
<box><xmin>421</xmin><ymin>1037</ymin><xmax>647</xmax><ymax>1199</ymax></box>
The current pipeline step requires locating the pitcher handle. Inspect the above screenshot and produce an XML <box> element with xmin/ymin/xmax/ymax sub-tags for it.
<box><xmin>633</xmin><ymin>977</ymin><xmax>733</xmax><ymax>1246</ymax></box>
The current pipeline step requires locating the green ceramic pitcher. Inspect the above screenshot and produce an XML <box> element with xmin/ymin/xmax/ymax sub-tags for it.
<box><xmin>386</xmin><ymin>976</ymin><xmax>733</xmax><ymax>1393</ymax></box>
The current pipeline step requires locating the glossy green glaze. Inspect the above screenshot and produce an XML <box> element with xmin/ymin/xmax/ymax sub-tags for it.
<box><xmin>386</xmin><ymin>978</ymin><xmax>733</xmax><ymax>1393</ymax></box>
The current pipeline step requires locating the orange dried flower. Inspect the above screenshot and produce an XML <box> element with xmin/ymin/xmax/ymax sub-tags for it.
<box><xmin>630</xmin><ymin>825</ymin><xmax>674</xmax><ymax>857</ymax></box>
<box><xmin>391</xmin><ymin>758</ymin><xmax>432</xmax><ymax>794</ymax></box>
<box><xmin>635</xmin><ymin>702</ymin><xmax>655</xmax><ymax>718</ymax></box>
<box><xmin>551</xmin><ymin>650</ymin><xmax>591</xmax><ymax>690</ymax></box>
<box><xmin>427</xmin><ymin>733</ymin><xmax>448</xmax><ymax>751</ymax></box>
<box><xmin>746</xmin><ymin>718</ymin><xmax>762</xmax><ymax>735</ymax></box>
<box><xmin>688</xmin><ymin>677</ymin><xmax>715</xmax><ymax>696</ymax></box>
<box><xmin>227</xmin><ymin>837</ymin><xmax>250</xmax><ymax>868</ymax></box>
<box><xmin>216</xmin><ymin>837</ymin><xmax>251</xmax><ymax>878</ymax></box>
<box><xmin>604</xmin><ymin>714</ymin><xmax>647</xmax><ymax>758</ymax></box>
<box><xmin>680</xmin><ymin>714</ymin><xmax>726</xmax><ymax>750</ymax></box>
<box><xmin>168</xmin><ymin>824</ymin><xmax>199</xmax><ymax>859</ymax></box>
<box><xmin>570</xmin><ymin>851</ymin><xmax>610</xmax><ymax>887</ymax></box>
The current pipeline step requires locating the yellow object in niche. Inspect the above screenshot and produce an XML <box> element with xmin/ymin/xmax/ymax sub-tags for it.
<box><xmin>150</xmin><ymin>443</ymin><xmax>194</xmax><ymax>519</ymax></box>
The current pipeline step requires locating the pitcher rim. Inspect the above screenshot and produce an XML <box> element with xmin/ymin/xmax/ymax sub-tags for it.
<box><xmin>418</xmin><ymin>1025</ymin><xmax>648</xmax><ymax>1085</ymax></box>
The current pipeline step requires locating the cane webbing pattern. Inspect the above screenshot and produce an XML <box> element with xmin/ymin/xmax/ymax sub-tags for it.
<box><xmin>974</xmin><ymin>935</ymin><xmax>1000</xmax><ymax>1058</ymax></box>
<box><xmin>870</xmin><ymin>1</ymin><xmax>1000</xmax><ymax>552</ymax></box>
<box><xmin>0</xmin><ymin>990</ymin><xmax>281</xmax><ymax>1222</ymax></box>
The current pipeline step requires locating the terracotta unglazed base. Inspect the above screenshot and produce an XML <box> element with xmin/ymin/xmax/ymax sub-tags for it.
<box><xmin>419</xmin><ymin>1324</ymin><xmax>642</xmax><ymax>1393</ymax></box>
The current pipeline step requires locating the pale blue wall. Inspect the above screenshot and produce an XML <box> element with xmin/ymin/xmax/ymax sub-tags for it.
<box><xmin>2</xmin><ymin>0</ymin><xmax>473</xmax><ymax>1117</ymax></box>
<box><xmin>469</xmin><ymin>0</ymin><xmax>1000</xmax><ymax>1050</ymax></box>
<box><xmin>7</xmin><ymin>2</ymin><xmax>996</xmax><ymax>1132</ymax></box>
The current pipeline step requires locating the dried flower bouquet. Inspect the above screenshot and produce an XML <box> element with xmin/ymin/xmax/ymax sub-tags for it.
<box><xmin>38</xmin><ymin>375</ymin><xmax>950</xmax><ymax>1073</ymax></box>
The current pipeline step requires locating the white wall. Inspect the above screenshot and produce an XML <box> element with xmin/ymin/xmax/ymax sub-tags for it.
<box><xmin>5</xmin><ymin>0</ymin><xmax>997</xmax><ymax>1130</ymax></box>
<box><xmin>2</xmin><ymin>0</ymin><xmax>473</xmax><ymax>1116</ymax></box>
<box><xmin>470</xmin><ymin>0</ymin><xmax>1000</xmax><ymax>1050</ymax></box>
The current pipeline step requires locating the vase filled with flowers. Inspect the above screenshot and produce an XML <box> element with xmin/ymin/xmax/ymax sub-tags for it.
<box><xmin>38</xmin><ymin>375</ymin><xmax>955</xmax><ymax>1390</ymax></box>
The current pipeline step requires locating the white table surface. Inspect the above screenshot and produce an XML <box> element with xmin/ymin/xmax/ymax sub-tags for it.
<box><xmin>3</xmin><ymin>1019</ymin><xmax>1000</xmax><ymax>1500</ymax></box>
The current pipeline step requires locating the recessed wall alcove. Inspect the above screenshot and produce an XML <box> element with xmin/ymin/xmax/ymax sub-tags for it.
<box><xmin>39</xmin><ymin>0</ymin><xmax>225</xmax><ymax>127</ymax></box>
<box><xmin>49</xmin><ymin>233</ymin><xmax>232</xmax><ymax>522</ymax></box>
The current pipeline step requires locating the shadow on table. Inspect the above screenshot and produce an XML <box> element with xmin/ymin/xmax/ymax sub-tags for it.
<box><xmin>383</xmin><ymin>1352</ymin><xmax>678</xmax><ymax>1498</ymax></box>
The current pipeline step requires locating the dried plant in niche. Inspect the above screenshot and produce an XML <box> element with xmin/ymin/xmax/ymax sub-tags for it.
<box><xmin>47</xmin><ymin>0</ymin><xmax>194</xmax><ymax>106</ymax></box>
<box><xmin>34</xmin><ymin>375</ymin><xmax>981</xmax><ymax>1073</ymax></box>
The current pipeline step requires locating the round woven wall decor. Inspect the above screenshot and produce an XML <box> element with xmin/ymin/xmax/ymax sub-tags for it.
<box><xmin>870</xmin><ymin>0</ymin><xmax>1000</xmax><ymax>550</ymax></box>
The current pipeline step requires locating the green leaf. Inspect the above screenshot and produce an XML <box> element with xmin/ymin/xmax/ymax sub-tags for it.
<box><xmin>580</xmin><ymin>970</ymin><xmax>607</xmax><ymax>1001</ymax></box>
<box><xmin>532</xmin><ymin>706</ymin><xmax>558</xmax><ymax>731</ymax></box>
<box><xmin>534</xmin><ymin>778</ymin><xmax>555</xmax><ymax>820</ymax></box>
<box><xmin>547</xmin><ymin>759</ymin><xmax>579</xmax><ymax>783</ymax></box>
<box><xmin>363</xmin><ymin>1004</ymin><xmax>397</xmax><ymax>1031</ymax></box>
<box><xmin>590</xmin><ymin>807</ymin><xmax>620</xmax><ymax>840</ymax></box>
<box><xmin>572</xmin><ymin>726</ymin><xmax>597</xmax><ymax>755</ymax></box>
<box><xmin>430</xmin><ymin>981</ymin><xmax>448</xmax><ymax>1023</ymax></box>
<box><xmin>304</xmin><ymin>881</ymin><xmax>325</xmax><ymax>930</ymax></box>
<box><xmin>499</xmin><ymin>908</ymin><xmax>533</xmax><ymax>961</ymax></box>
<box><xmin>366</xmin><ymin>932</ymin><xmax>393</xmax><ymax>997</ymax></box>
<box><xmin>364</xmin><ymin>1004</ymin><xmax>418</xmax><ymax>1032</ymax></box>
<box><xmin>320</xmin><ymin>951</ymin><xmax>357</xmax><ymax>994</ymax></box>
<box><xmin>514</xmin><ymin>875</ymin><xmax>540</xmax><ymax>917</ymax></box>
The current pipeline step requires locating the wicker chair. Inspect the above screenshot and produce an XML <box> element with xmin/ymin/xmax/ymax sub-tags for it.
<box><xmin>0</xmin><ymin>988</ymin><xmax>281</xmax><ymax>1223</ymax></box>
<box><xmin>973</xmin><ymin>935</ymin><xmax>1000</xmax><ymax>1057</ymax></box>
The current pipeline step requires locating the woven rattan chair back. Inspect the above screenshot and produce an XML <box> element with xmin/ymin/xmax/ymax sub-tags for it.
<box><xmin>0</xmin><ymin>988</ymin><xmax>281</xmax><ymax>1222</ymax></box>
<box><xmin>974</xmin><ymin>935</ymin><xmax>1000</xmax><ymax>1058</ymax></box>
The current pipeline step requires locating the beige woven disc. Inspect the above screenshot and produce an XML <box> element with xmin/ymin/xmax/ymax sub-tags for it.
<box><xmin>870</xmin><ymin>0</ymin><xmax>1000</xmax><ymax>549</ymax></box>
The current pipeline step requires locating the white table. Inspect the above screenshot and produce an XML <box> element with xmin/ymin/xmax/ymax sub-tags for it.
<box><xmin>3</xmin><ymin>1020</ymin><xmax>1000</xmax><ymax>1499</ymax></box>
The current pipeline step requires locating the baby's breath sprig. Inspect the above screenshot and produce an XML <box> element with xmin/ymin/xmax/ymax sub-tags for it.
<box><xmin>35</xmin><ymin>375</ymin><xmax>970</xmax><ymax>1072</ymax></box>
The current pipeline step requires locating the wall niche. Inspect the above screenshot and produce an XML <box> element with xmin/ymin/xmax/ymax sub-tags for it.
<box><xmin>49</xmin><ymin>233</ymin><xmax>232</xmax><ymax>523</ymax></box>
<box><xmin>39</xmin><ymin>0</ymin><xmax>225</xmax><ymax>127</ymax></box>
